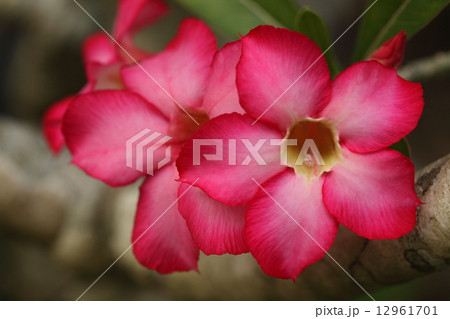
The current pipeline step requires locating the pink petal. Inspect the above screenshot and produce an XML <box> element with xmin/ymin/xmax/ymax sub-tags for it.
<box><xmin>42</xmin><ymin>96</ymin><xmax>75</xmax><ymax>154</ymax></box>
<box><xmin>82</xmin><ymin>33</ymin><xmax>124</xmax><ymax>91</ymax></box>
<box><xmin>83</xmin><ymin>33</ymin><xmax>119</xmax><ymax>67</ymax></box>
<box><xmin>133</xmin><ymin>164</ymin><xmax>199</xmax><ymax>273</ymax></box>
<box><xmin>245</xmin><ymin>170</ymin><xmax>338</xmax><ymax>280</ymax></box>
<box><xmin>320</xmin><ymin>61</ymin><xmax>424</xmax><ymax>153</ymax></box>
<box><xmin>201</xmin><ymin>40</ymin><xmax>244</xmax><ymax>118</ymax></box>
<box><xmin>117</xmin><ymin>34</ymin><xmax>153</xmax><ymax>63</ymax></box>
<box><xmin>178</xmin><ymin>183</ymin><xmax>248</xmax><ymax>255</ymax></box>
<box><xmin>122</xmin><ymin>18</ymin><xmax>217</xmax><ymax>118</ymax></box>
<box><xmin>323</xmin><ymin>147</ymin><xmax>420</xmax><ymax>239</ymax></box>
<box><xmin>113</xmin><ymin>0</ymin><xmax>168</xmax><ymax>41</ymax></box>
<box><xmin>237</xmin><ymin>26</ymin><xmax>330</xmax><ymax>130</ymax></box>
<box><xmin>368</xmin><ymin>31</ymin><xmax>406</xmax><ymax>69</ymax></box>
<box><xmin>63</xmin><ymin>90</ymin><xmax>170</xmax><ymax>187</ymax></box>
<box><xmin>177</xmin><ymin>113</ymin><xmax>284</xmax><ymax>206</ymax></box>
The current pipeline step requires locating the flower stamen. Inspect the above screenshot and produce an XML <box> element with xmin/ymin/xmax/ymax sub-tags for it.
<box><xmin>282</xmin><ymin>118</ymin><xmax>342</xmax><ymax>179</ymax></box>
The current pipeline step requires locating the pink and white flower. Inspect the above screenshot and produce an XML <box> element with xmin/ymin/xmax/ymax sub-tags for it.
<box><xmin>177</xmin><ymin>26</ymin><xmax>424</xmax><ymax>280</ymax></box>
<box><xmin>43</xmin><ymin>0</ymin><xmax>168</xmax><ymax>153</ymax></box>
<box><xmin>62</xmin><ymin>19</ymin><xmax>248</xmax><ymax>273</ymax></box>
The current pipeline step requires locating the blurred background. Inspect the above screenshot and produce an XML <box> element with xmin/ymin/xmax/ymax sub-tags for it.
<box><xmin>0</xmin><ymin>0</ymin><xmax>449</xmax><ymax>300</ymax></box>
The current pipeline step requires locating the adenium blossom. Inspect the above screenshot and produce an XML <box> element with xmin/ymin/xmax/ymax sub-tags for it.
<box><xmin>368</xmin><ymin>30</ymin><xmax>407</xmax><ymax>69</ymax></box>
<box><xmin>43</xmin><ymin>0</ymin><xmax>168</xmax><ymax>153</ymax></box>
<box><xmin>62</xmin><ymin>19</ymin><xmax>248</xmax><ymax>273</ymax></box>
<box><xmin>177</xmin><ymin>26</ymin><xmax>424</xmax><ymax>280</ymax></box>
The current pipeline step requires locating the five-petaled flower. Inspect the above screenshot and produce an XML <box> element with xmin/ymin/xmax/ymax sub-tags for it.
<box><xmin>61</xmin><ymin>18</ymin><xmax>248</xmax><ymax>273</ymax></box>
<box><xmin>177</xmin><ymin>26</ymin><xmax>424</xmax><ymax>280</ymax></box>
<box><xmin>43</xmin><ymin>0</ymin><xmax>168</xmax><ymax>153</ymax></box>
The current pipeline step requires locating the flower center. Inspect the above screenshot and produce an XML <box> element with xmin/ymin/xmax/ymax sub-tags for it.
<box><xmin>282</xmin><ymin>118</ymin><xmax>342</xmax><ymax>179</ymax></box>
<box><xmin>169</xmin><ymin>108</ymin><xmax>210</xmax><ymax>145</ymax></box>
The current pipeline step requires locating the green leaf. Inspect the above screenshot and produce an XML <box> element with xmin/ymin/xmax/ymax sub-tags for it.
<box><xmin>295</xmin><ymin>7</ymin><xmax>341</xmax><ymax>78</ymax></box>
<box><xmin>389</xmin><ymin>138</ymin><xmax>411</xmax><ymax>158</ymax></box>
<box><xmin>354</xmin><ymin>0</ymin><xmax>449</xmax><ymax>61</ymax></box>
<box><xmin>174</xmin><ymin>0</ymin><xmax>298</xmax><ymax>38</ymax></box>
<box><xmin>251</xmin><ymin>0</ymin><xmax>298</xmax><ymax>29</ymax></box>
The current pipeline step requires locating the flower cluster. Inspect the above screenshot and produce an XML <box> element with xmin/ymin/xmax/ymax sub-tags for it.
<box><xmin>44</xmin><ymin>0</ymin><xmax>423</xmax><ymax>280</ymax></box>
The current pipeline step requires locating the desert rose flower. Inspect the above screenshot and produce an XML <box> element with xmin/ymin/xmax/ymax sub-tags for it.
<box><xmin>43</xmin><ymin>0</ymin><xmax>168</xmax><ymax>153</ymax></box>
<box><xmin>177</xmin><ymin>26</ymin><xmax>424</xmax><ymax>280</ymax></box>
<box><xmin>62</xmin><ymin>19</ymin><xmax>248</xmax><ymax>273</ymax></box>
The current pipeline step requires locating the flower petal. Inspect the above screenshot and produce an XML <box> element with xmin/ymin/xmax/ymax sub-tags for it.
<box><xmin>122</xmin><ymin>18</ymin><xmax>217</xmax><ymax>118</ymax></box>
<box><xmin>177</xmin><ymin>113</ymin><xmax>284</xmax><ymax>206</ymax></box>
<box><xmin>323</xmin><ymin>147</ymin><xmax>420</xmax><ymax>239</ymax></box>
<box><xmin>368</xmin><ymin>30</ymin><xmax>406</xmax><ymax>69</ymax></box>
<box><xmin>133</xmin><ymin>164</ymin><xmax>199</xmax><ymax>273</ymax></box>
<box><xmin>81</xmin><ymin>33</ymin><xmax>124</xmax><ymax>91</ymax></box>
<box><xmin>201</xmin><ymin>40</ymin><xmax>244</xmax><ymax>118</ymax></box>
<box><xmin>320</xmin><ymin>61</ymin><xmax>424</xmax><ymax>153</ymax></box>
<box><xmin>245</xmin><ymin>170</ymin><xmax>338</xmax><ymax>280</ymax></box>
<box><xmin>63</xmin><ymin>90</ymin><xmax>170</xmax><ymax>186</ymax></box>
<box><xmin>237</xmin><ymin>25</ymin><xmax>330</xmax><ymax>130</ymax></box>
<box><xmin>117</xmin><ymin>35</ymin><xmax>153</xmax><ymax>62</ymax></box>
<box><xmin>178</xmin><ymin>183</ymin><xmax>248</xmax><ymax>255</ymax></box>
<box><xmin>82</xmin><ymin>33</ymin><xmax>119</xmax><ymax>68</ymax></box>
<box><xmin>113</xmin><ymin>0</ymin><xmax>168</xmax><ymax>41</ymax></box>
<box><xmin>42</xmin><ymin>96</ymin><xmax>75</xmax><ymax>154</ymax></box>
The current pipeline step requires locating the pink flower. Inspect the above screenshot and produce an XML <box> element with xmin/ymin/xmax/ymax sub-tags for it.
<box><xmin>177</xmin><ymin>26</ymin><xmax>424</xmax><ymax>280</ymax></box>
<box><xmin>368</xmin><ymin>30</ymin><xmax>407</xmax><ymax>69</ymax></box>
<box><xmin>62</xmin><ymin>19</ymin><xmax>248</xmax><ymax>273</ymax></box>
<box><xmin>43</xmin><ymin>0</ymin><xmax>168</xmax><ymax>154</ymax></box>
